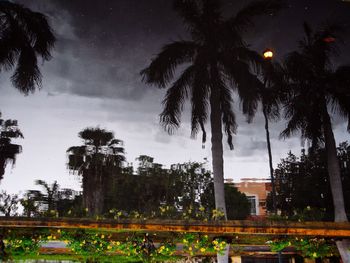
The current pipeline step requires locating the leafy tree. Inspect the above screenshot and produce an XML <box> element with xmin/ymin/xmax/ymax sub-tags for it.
<box><xmin>20</xmin><ymin>191</ymin><xmax>40</xmax><ymax>218</ymax></box>
<box><xmin>270</xmin><ymin>143</ymin><xmax>350</xmax><ymax>221</ymax></box>
<box><xmin>0</xmin><ymin>112</ymin><xmax>23</xmax><ymax>181</ymax></box>
<box><xmin>67</xmin><ymin>127</ymin><xmax>125</xmax><ymax>216</ymax></box>
<box><xmin>0</xmin><ymin>190</ymin><xmax>19</xmax><ymax>217</ymax></box>
<box><xmin>201</xmin><ymin>183</ymin><xmax>250</xmax><ymax>220</ymax></box>
<box><xmin>141</xmin><ymin>0</ymin><xmax>283</xmax><ymax>218</ymax></box>
<box><xmin>0</xmin><ymin>1</ymin><xmax>55</xmax><ymax>94</ymax></box>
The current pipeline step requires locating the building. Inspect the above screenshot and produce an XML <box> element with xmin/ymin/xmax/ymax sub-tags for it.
<box><xmin>226</xmin><ymin>178</ymin><xmax>272</xmax><ymax>216</ymax></box>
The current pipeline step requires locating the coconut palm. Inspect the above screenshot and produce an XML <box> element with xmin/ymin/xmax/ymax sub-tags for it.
<box><xmin>0</xmin><ymin>1</ymin><xmax>55</xmax><ymax>94</ymax></box>
<box><xmin>0</xmin><ymin>112</ymin><xmax>23</xmax><ymax>182</ymax></box>
<box><xmin>240</xmin><ymin>54</ymin><xmax>284</xmax><ymax>213</ymax></box>
<box><xmin>67</xmin><ymin>127</ymin><xmax>125</xmax><ymax>216</ymax></box>
<box><xmin>281</xmin><ymin>22</ymin><xmax>350</xmax><ymax>261</ymax></box>
<box><xmin>141</xmin><ymin>0</ymin><xmax>283</xmax><ymax>218</ymax></box>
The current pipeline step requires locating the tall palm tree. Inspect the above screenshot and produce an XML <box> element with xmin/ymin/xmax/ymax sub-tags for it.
<box><xmin>257</xmin><ymin>59</ymin><xmax>285</xmax><ymax>213</ymax></box>
<box><xmin>0</xmin><ymin>1</ymin><xmax>55</xmax><ymax>94</ymax></box>
<box><xmin>0</xmin><ymin>112</ymin><xmax>23</xmax><ymax>182</ymax></box>
<box><xmin>141</xmin><ymin>0</ymin><xmax>283</xmax><ymax>218</ymax></box>
<box><xmin>67</xmin><ymin>127</ymin><xmax>125</xmax><ymax>216</ymax></box>
<box><xmin>281</xmin><ymin>22</ymin><xmax>350</xmax><ymax>261</ymax></box>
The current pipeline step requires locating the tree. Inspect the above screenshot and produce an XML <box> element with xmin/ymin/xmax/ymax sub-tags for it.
<box><xmin>0</xmin><ymin>112</ymin><xmax>23</xmax><ymax>182</ymax></box>
<box><xmin>34</xmin><ymin>179</ymin><xmax>60</xmax><ymax>213</ymax></box>
<box><xmin>201</xmin><ymin>183</ymin><xmax>250</xmax><ymax>220</ymax></box>
<box><xmin>67</xmin><ymin>127</ymin><xmax>125</xmax><ymax>216</ymax></box>
<box><xmin>0</xmin><ymin>1</ymin><xmax>55</xmax><ymax>94</ymax></box>
<box><xmin>281</xmin><ymin>23</ymin><xmax>350</xmax><ymax>261</ymax></box>
<box><xmin>257</xmin><ymin>59</ymin><xmax>285</xmax><ymax>214</ymax></box>
<box><xmin>0</xmin><ymin>190</ymin><xmax>19</xmax><ymax>217</ymax></box>
<box><xmin>141</xmin><ymin>0</ymin><xmax>283</xmax><ymax>219</ymax></box>
<box><xmin>270</xmin><ymin>146</ymin><xmax>350</xmax><ymax>220</ymax></box>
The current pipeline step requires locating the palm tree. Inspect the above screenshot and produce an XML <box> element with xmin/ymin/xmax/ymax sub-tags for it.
<box><xmin>141</xmin><ymin>0</ymin><xmax>283</xmax><ymax>218</ymax></box>
<box><xmin>0</xmin><ymin>1</ymin><xmax>55</xmax><ymax>94</ymax></box>
<box><xmin>281</xmin><ymin>22</ymin><xmax>350</xmax><ymax>261</ymax></box>
<box><xmin>67</xmin><ymin>127</ymin><xmax>125</xmax><ymax>216</ymax></box>
<box><xmin>257</xmin><ymin>59</ymin><xmax>285</xmax><ymax>213</ymax></box>
<box><xmin>34</xmin><ymin>179</ymin><xmax>60</xmax><ymax>213</ymax></box>
<box><xmin>0</xmin><ymin>112</ymin><xmax>23</xmax><ymax>182</ymax></box>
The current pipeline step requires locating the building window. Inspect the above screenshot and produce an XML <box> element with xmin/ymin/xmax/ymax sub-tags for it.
<box><xmin>247</xmin><ymin>196</ymin><xmax>257</xmax><ymax>215</ymax></box>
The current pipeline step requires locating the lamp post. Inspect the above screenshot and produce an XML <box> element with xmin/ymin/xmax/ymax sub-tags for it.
<box><xmin>262</xmin><ymin>48</ymin><xmax>277</xmax><ymax>214</ymax></box>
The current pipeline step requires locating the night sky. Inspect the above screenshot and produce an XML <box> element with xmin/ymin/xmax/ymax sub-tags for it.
<box><xmin>1</xmin><ymin>0</ymin><xmax>350</xmax><ymax>194</ymax></box>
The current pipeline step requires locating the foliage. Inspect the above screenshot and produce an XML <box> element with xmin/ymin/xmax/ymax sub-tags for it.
<box><xmin>268</xmin><ymin>237</ymin><xmax>338</xmax><ymax>259</ymax></box>
<box><xmin>0</xmin><ymin>1</ymin><xmax>55</xmax><ymax>94</ymax></box>
<box><xmin>268</xmin><ymin>142</ymin><xmax>350</xmax><ymax>220</ymax></box>
<box><xmin>201</xmin><ymin>184</ymin><xmax>250</xmax><ymax>220</ymax></box>
<box><xmin>0</xmin><ymin>112</ymin><xmax>23</xmax><ymax>181</ymax></box>
<box><xmin>0</xmin><ymin>191</ymin><xmax>19</xmax><ymax>216</ymax></box>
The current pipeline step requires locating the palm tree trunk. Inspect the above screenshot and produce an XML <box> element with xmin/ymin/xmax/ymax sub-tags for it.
<box><xmin>210</xmin><ymin>89</ymin><xmax>227</xmax><ymax>219</ymax></box>
<box><xmin>322</xmin><ymin>106</ymin><xmax>349</xmax><ymax>262</ymax></box>
<box><xmin>263</xmin><ymin>106</ymin><xmax>276</xmax><ymax>214</ymax></box>
<box><xmin>322</xmin><ymin>109</ymin><xmax>347</xmax><ymax>222</ymax></box>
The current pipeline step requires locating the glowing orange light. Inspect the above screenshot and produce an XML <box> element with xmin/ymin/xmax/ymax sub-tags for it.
<box><xmin>323</xmin><ymin>36</ymin><xmax>336</xmax><ymax>43</ymax></box>
<box><xmin>263</xmin><ymin>49</ymin><xmax>273</xmax><ymax>59</ymax></box>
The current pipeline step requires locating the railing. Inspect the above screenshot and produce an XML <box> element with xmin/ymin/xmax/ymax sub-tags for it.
<box><xmin>1</xmin><ymin>217</ymin><xmax>350</xmax><ymax>237</ymax></box>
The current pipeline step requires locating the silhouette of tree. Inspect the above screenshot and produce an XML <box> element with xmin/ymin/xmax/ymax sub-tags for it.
<box><xmin>281</xmin><ymin>22</ymin><xmax>350</xmax><ymax>261</ymax></box>
<box><xmin>0</xmin><ymin>112</ymin><xmax>23</xmax><ymax>182</ymax></box>
<box><xmin>270</xmin><ymin>143</ymin><xmax>350</xmax><ymax>221</ymax></box>
<box><xmin>0</xmin><ymin>1</ymin><xmax>55</xmax><ymax>94</ymax></box>
<box><xmin>141</xmin><ymin>0</ymin><xmax>283</xmax><ymax>219</ymax></box>
<box><xmin>34</xmin><ymin>179</ymin><xmax>60</xmax><ymax>213</ymax></box>
<box><xmin>67</xmin><ymin>127</ymin><xmax>125</xmax><ymax>216</ymax></box>
<box><xmin>0</xmin><ymin>190</ymin><xmax>19</xmax><ymax>216</ymax></box>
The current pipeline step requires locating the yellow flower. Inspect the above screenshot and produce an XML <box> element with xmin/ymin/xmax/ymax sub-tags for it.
<box><xmin>101</xmin><ymin>234</ymin><xmax>105</xmax><ymax>239</ymax></box>
<box><xmin>107</xmin><ymin>245</ymin><xmax>112</xmax><ymax>250</ymax></box>
<box><xmin>116</xmin><ymin>241</ymin><xmax>121</xmax><ymax>246</ymax></box>
<box><xmin>57</xmin><ymin>229</ymin><xmax>61</xmax><ymax>233</ymax></box>
<box><xmin>200</xmin><ymin>248</ymin><xmax>206</xmax><ymax>252</ymax></box>
<box><xmin>312</xmin><ymin>252</ymin><xmax>317</xmax><ymax>258</ymax></box>
<box><xmin>183</xmin><ymin>239</ymin><xmax>188</xmax><ymax>243</ymax></box>
<box><xmin>188</xmin><ymin>247</ymin><xmax>192</xmax><ymax>251</ymax></box>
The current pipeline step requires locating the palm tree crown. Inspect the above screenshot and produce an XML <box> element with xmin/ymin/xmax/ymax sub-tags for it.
<box><xmin>0</xmin><ymin>1</ymin><xmax>55</xmax><ymax>94</ymax></box>
<box><xmin>281</xmin><ymin>23</ymin><xmax>350</xmax><ymax>145</ymax></box>
<box><xmin>67</xmin><ymin>127</ymin><xmax>125</xmax><ymax>215</ymax></box>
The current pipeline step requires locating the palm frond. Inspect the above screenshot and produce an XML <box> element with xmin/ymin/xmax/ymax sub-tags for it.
<box><xmin>329</xmin><ymin>65</ymin><xmax>350</xmax><ymax>131</ymax></box>
<box><xmin>220</xmin><ymin>56</ymin><xmax>262</xmax><ymax>122</ymax></box>
<box><xmin>11</xmin><ymin>46</ymin><xmax>42</xmax><ymax>94</ymax></box>
<box><xmin>219</xmin><ymin>79</ymin><xmax>237</xmax><ymax>150</ymax></box>
<box><xmin>190</xmin><ymin>64</ymin><xmax>210</xmax><ymax>140</ymax></box>
<box><xmin>160</xmin><ymin>65</ymin><xmax>195</xmax><ymax>134</ymax></box>
<box><xmin>141</xmin><ymin>41</ymin><xmax>197</xmax><ymax>88</ymax></box>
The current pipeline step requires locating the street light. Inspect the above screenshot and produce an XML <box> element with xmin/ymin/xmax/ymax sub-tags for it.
<box><xmin>263</xmin><ymin>49</ymin><xmax>274</xmax><ymax>60</ymax></box>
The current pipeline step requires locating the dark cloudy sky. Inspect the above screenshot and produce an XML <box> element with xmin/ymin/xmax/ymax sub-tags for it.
<box><xmin>1</xmin><ymin>0</ymin><xmax>350</xmax><ymax>194</ymax></box>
